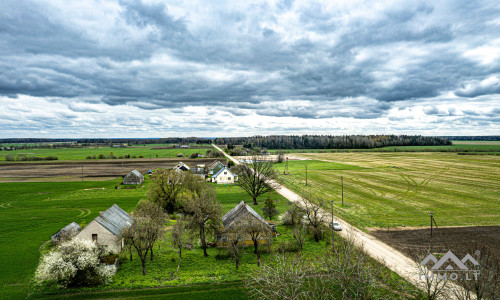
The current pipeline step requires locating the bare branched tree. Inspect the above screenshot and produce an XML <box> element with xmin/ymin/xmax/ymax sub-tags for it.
<box><xmin>321</xmin><ymin>230</ymin><xmax>382</xmax><ymax>299</ymax></box>
<box><xmin>226</xmin><ymin>226</ymin><xmax>245</xmax><ymax>269</ymax></box>
<box><xmin>451</xmin><ymin>244</ymin><xmax>499</xmax><ymax>300</ymax></box>
<box><xmin>120</xmin><ymin>217</ymin><xmax>154</xmax><ymax>275</ymax></box>
<box><xmin>233</xmin><ymin>156</ymin><xmax>278</xmax><ymax>205</ymax></box>
<box><xmin>412</xmin><ymin>248</ymin><xmax>451</xmax><ymax>300</ymax></box>
<box><xmin>168</xmin><ymin>216</ymin><xmax>191</xmax><ymax>273</ymax></box>
<box><xmin>292</xmin><ymin>222</ymin><xmax>307</xmax><ymax>252</ymax></box>
<box><xmin>184</xmin><ymin>184</ymin><xmax>222</xmax><ymax>257</ymax></box>
<box><xmin>246</xmin><ymin>253</ymin><xmax>309</xmax><ymax>300</ymax></box>
<box><xmin>242</xmin><ymin>221</ymin><xmax>272</xmax><ymax>266</ymax></box>
<box><xmin>133</xmin><ymin>200</ymin><xmax>168</xmax><ymax>261</ymax></box>
<box><xmin>301</xmin><ymin>192</ymin><xmax>326</xmax><ymax>242</ymax></box>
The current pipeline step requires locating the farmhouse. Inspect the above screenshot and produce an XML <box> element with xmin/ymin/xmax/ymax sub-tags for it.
<box><xmin>215</xmin><ymin>201</ymin><xmax>275</xmax><ymax>247</ymax></box>
<box><xmin>123</xmin><ymin>170</ymin><xmax>144</xmax><ymax>185</ymax></box>
<box><xmin>211</xmin><ymin>166</ymin><xmax>238</xmax><ymax>184</ymax></box>
<box><xmin>76</xmin><ymin>204</ymin><xmax>133</xmax><ymax>253</ymax></box>
<box><xmin>51</xmin><ymin>222</ymin><xmax>81</xmax><ymax>244</ymax></box>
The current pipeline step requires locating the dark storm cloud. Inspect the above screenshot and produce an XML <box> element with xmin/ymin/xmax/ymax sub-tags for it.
<box><xmin>0</xmin><ymin>0</ymin><xmax>499</xmax><ymax>137</ymax></box>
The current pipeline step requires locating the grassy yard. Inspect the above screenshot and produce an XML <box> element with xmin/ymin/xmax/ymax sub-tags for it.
<box><xmin>275</xmin><ymin>152</ymin><xmax>500</xmax><ymax>229</ymax></box>
<box><xmin>0</xmin><ymin>146</ymin><xmax>212</xmax><ymax>161</ymax></box>
<box><xmin>0</xmin><ymin>177</ymin><xmax>423</xmax><ymax>299</ymax></box>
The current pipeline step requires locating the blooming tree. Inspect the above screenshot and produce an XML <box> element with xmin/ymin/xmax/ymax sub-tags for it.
<box><xmin>34</xmin><ymin>238</ymin><xmax>115</xmax><ymax>287</ymax></box>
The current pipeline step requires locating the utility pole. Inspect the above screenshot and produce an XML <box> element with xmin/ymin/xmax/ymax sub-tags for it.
<box><xmin>430</xmin><ymin>212</ymin><xmax>438</xmax><ymax>238</ymax></box>
<box><xmin>331</xmin><ymin>199</ymin><xmax>335</xmax><ymax>252</ymax></box>
<box><xmin>341</xmin><ymin>176</ymin><xmax>344</xmax><ymax>206</ymax></box>
<box><xmin>305</xmin><ymin>165</ymin><xmax>308</xmax><ymax>186</ymax></box>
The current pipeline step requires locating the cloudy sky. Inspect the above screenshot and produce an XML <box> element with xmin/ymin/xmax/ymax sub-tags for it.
<box><xmin>1</xmin><ymin>0</ymin><xmax>499</xmax><ymax>138</ymax></box>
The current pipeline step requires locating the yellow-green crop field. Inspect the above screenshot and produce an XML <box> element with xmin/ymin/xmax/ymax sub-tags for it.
<box><xmin>276</xmin><ymin>152</ymin><xmax>500</xmax><ymax>229</ymax></box>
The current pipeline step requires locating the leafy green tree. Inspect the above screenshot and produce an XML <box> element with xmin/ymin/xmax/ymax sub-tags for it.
<box><xmin>262</xmin><ymin>197</ymin><xmax>278</xmax><ymax>220</ymax></box>
<box><xmin>147</xmin><ymin>169</ymin><xmax>185</xmax><ymax>213</ymax></box>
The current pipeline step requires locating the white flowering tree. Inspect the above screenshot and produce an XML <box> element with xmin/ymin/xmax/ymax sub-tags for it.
<box><xmin>34</xmin><ymin>238</ymin><xmax>115</xmax><ymax>287</ymax></box>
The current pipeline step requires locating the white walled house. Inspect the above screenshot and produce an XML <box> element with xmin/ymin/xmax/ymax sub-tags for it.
<box><xmin>211</xmin><ymin>166</ymin><xmax>238</xmax><ymax>184</ymax></box>
<box><xmin>76</xmin><ymin>204</ymin><xmax>133</xmax><ymax>254</ymax></box>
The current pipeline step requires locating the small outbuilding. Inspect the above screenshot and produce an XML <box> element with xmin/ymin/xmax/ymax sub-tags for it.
<box><xmin>51</xmin><ymin>222</ymin><xmax>81</xmax><ymax>244</ymax></box>
<box><xmin>123</xmin><ymin>170</ymin><xmax>144</xmax><ymax>185</ymax></box>
<box><xmin>76</xmin><ymin>204</ymin><xmax>134</xmax><ymax>253</ymax></box>
<box><xmin>215</xmin><ymin>201</ymin><xmax>275</xmax><ymax>247</ymax></box>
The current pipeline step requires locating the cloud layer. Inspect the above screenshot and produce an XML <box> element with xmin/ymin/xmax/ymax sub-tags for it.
<box><xmin>0</xmin><ymin>0</ymin><xmax>499</xmax><ymax>137</ymax></box>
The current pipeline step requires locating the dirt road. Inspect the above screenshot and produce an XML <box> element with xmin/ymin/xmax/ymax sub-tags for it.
<box><xmin>213</xmin><ymin>144</ymin><xmax>466</xmax><ymax>298</ymax></box>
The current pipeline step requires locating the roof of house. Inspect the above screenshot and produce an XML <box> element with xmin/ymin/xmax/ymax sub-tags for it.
<box><xmin>51</xmin><ymin>222</ymin><xmax>81</xmax><ymax>239</ymax></box>
<box><xmin>127</xmin><ymin>170</ymin><xmax>144</xmax><ymax>179</ymax></box>
<box><xmin>175</xmin><ymin>162</ymin><xmax>190</xmax><ymax>171</ymax></box>
<box><xmin>208</xmin><ymin>160</ymin><xmax>224</xmax><ymax>170</ymax></box>
<box><xmin>213</xmin><ymin>166</ymin><xmax>237</xmax><ymax>178</ymax></box>
<box><xmin>222</xmin><ymin>201</ymin><xmax>269</xmax><ymax>230</ymax></box>
<box><xmin>95</xmin><ymin>204</ymin><xmax>134</xmax><ymax>236</ymax></box>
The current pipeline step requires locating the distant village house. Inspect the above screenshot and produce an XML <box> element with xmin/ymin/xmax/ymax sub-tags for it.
<box><xmin>123</xmin><ymin>170</ymin><xmax>144</xmax><ymax>185</ymax></box>
<box><xmin>211</xmin><ymin>166</ymin><xmax>238</xmax><ymax>184</ymax></box>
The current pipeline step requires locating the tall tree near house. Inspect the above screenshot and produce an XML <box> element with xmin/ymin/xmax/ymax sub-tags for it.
<box><xmin>227</xmin><ymin>225</ymin><xmax>245</xmax><ymax>269</ymax></box>
<box><xmin>120</xmin><ymin>218</ymin><xmax>153</xmax><ymax>275</ymax></box>
<box><xmin>133</xmin><ymin>200</ymin><xmax>168</xmax><ymax>261</ymax></box>
<box><xmin>233</xmin><ymin>156</ymin><xmax>278</xmax><ymax>205</ymax></box>
<box><xmin>147</xmin><ymin>169</ymin><xmax>185</xmax><ymax>213</ymax></box>
<box><xmin>243</xmin><ymin>221</ymin><xmax>271</xmax><ymax>266</ymax></box>
<box><xmin>184</xmin><ymin>184</ymin><xmax>222</xmax><ymax>257</ymax></box>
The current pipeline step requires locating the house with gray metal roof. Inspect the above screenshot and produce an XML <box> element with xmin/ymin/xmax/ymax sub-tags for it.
<box><xmin>123</xmin><ymin>170</ymin><xmax>144</xmax><ymax>185</ymax></box>
<box><xmin>215</xmin><ymin>201</ymin><xmax>275</xmax><ymax>247</ymax></box>
<box><xmin>51</xmin><ymin>222</ymin><xmax>81</xmax><ymax>244</ymax></box>
<box><xmin>76</xmin><ymin>204</ymin><xmax>134</xmax><ymax>253</ymax></box>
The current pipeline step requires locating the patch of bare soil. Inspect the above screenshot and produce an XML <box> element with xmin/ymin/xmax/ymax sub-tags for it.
<box><xmin>0</xmin><ymin>158</ymin><xmax>219</xmax><ymax>182</ymax></box>
<box><xmin>370</xmin><ymin>226</ymin><xmax>500</xmax><ymax>260</ymax></box>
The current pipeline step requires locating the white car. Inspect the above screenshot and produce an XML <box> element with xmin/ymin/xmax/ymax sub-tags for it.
<box><xmin>329</xmin><ymin>222</ymin><xmax>343</xmax><ymax>231</ymax></box>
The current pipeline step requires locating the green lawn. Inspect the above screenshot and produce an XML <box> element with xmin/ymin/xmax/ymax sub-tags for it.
<box><xmin>0</xmin><ymin>177</ymin><xmax>422</xmax><ymax>299</ymax></box>
<box><xmin>0</xmin><ymin>146</ymin><xmax>212</xmax><ymax>161</ymax></box>
<box><xmin>275</xmin><ymin>152</ymin><xmax>500</xmax><ymax>229</ymax></box>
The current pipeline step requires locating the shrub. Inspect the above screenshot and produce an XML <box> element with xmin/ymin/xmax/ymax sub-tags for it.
<box><xmin>34</xmin><ymin>239</ymin><xmax>115</xmax><ymax>288</ymax></box>
<box><xmin>190</xmin><ymin>153</ymin><xmax>199</xmax><ymax>159</ymax></box>
<box><xmin>16</xmin><ymin>154</ymin><xmax>28</xmax><ymax>161</ymax></box>
<box><xmin>85</xmin><ymin>156</ymin><xmax>92</xmax><ymax>160</ymax></box>
<box><xmin>98</xmin><ymin>154</ymin><xmax>105</xmax><ymax>159</ymax></box>
<box><xmin>138</xmin><ymin>155</ymin><xmax>144</xmax><ymax>158</ymax></box>
<box><xmin>118</xmin><ymin>156</ymin><xmax>123</xmax><ymax>159</ymax></box>
<box><xmin>177</xmin><ymin>153</ymin><xmax>184</xmax><ymax>157</ymax></box>
<box><xmin>5</xmin><ymin>154</ymin><xmax>14</xmax><ymax>161</ymax></box>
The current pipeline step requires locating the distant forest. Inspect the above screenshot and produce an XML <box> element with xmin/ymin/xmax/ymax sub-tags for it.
<box><xmin>2</xmin><ymin>135</ymin><xmax>499</xmax><ymax>150</ymax></box>
<box><xmin>214</xmin><ymin>135</ymin><xmax>451</xmax><ymax>149</ymax></box>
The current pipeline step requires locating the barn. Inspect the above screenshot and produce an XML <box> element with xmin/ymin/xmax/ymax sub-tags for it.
<box><xmin>215</xmin><ymin>201</ymin><xmax>275</xmax><ymax>247</ymax></box>
<box><xmin>76</xmin><ymin>204</ymin><xmax>134</xmax><ymax>253</ymax></box>
<box><xmin>123</xmin><ymin>170</ymin><xmax>144</xmax><ymax>185</ymax></box>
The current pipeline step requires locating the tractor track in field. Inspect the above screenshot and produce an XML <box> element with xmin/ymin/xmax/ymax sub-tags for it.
<box><xmin>0</xmin><ymin>201</ymin><xmax>14</xmax><ymax>208</ymax></box>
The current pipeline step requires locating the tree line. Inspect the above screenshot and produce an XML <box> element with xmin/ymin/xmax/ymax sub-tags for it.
<box><xmin>215</xmin><ymin>135</ymin><xmax>452</xmax><ymax>149</ymax></box>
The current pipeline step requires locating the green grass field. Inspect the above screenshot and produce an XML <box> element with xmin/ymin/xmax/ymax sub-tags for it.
<box><xmin>0</xmin><ymin>177</ymin><xmax>421</xmax><ymax>299</ymax></box>
<box><xmin>0</xmin><ymin>146</ymin><xmax>212</xmax><ymax>161</ymax></box>
<box><xmin>275</xmin><ymin>152</ymin><xmax>500</xmax><ymax>229</ymax></box>
<box><xmin>269</xmin><ymin>141</ymin><xmax>500</xmax><ymax>154</ymax></box>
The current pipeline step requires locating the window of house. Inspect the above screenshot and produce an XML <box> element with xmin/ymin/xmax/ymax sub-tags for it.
<box><xmin>92</xmin><ymin>234</ymin><xmax>98</xmax><ymax>242</ymax></box>
<box><xmin>224</xmin><ymin>171</ymin><xmax>227</xmax><ymax>175</ymax></box>
<box><xmin>228</xmin><ymin>177</ymin><xmax>231</xmax><ymax>180</ymax></box>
